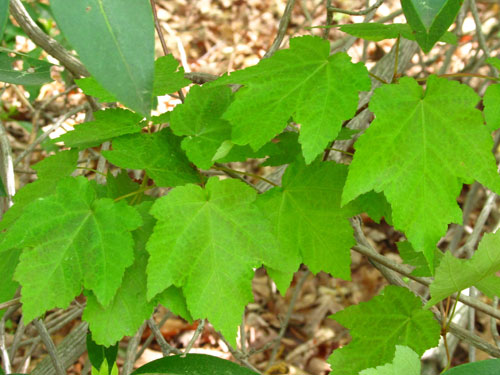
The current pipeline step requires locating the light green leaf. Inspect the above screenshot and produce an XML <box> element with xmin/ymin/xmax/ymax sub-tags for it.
<box><xmin>397</xmin><ymin>242</ymin><xmax>443</xmax><ymax>277</ymax></box>
<box><xmin>146</xmin><ymin>177</ymin><xmax>287</xmax><ymax>345</ymax></box>
<box><xmin>343</xmin><ymin>76</ymin><xmax>500</xmax><ymax>268</ymax></box>
<box><xmin>401</xmin><ymin>0</ymin><xmax>462</xmax><ymax>52</ymax></box>
<box><xmin>75</xmin><ymin>77</ymin><xmax>118</xmax><ymax>103</ymax></box>
<box><xmin>0</xmin><ymin>53</ymin><xmax>53</xmax><ymax>85</ymax></box>
<box><xmin>157</xmin><ymin>286</ymin><xmax>192</xmax><ymax>323</ymax></box>
<box><xmin>0</xmin><ymin>150</ymin><xmax>79</xmax><ymax>230</ymax></box>
<box><xmin>328</xmin><ymin>285</ymin><xmax>440</xmax><ymax>375</ymax></box>
<box><xmin>170</xmin><ymin>85</ymin><xmax>233</xmax><ymax>169</ymax></box>
<box><xmin>486</xmin><ymin>57</ymin><xmax>500</xmax><ymax>72</ymax></box>
<box><xmin>50</xmin><ymin>0</ymin><xmax>155</xmax><ymax>116</ymax></box>
<box><xmin>359</xmin><ymin>346</ymin><xmax>421</xmax><ymax>375</ymax></box>
<box><xmin>153</xmin><ymin>54</ymin><xmax>190</xmax><ymax>96</ymax></box>
<box><xmin>131</xmin><ymin>354</ymin><xmax>258</xmax><ymax>375</ymax></box>
<box><xmin>256</xmin><ymin>160</ymin><xmax>357</xmax><ymax>292</ymax></box>
<box><xmin>483</xmin><ymin>83</ymin><xmax>500</xmax><ymax>132</ymax></box>
<box><xmin>426</xmin><ymin>231</ymin><xmax>500</xmax><ymax>306</ymax></box>
<box><xmin>211</xmin><ymin>35</ymin><xmax>370</xmax><ymax>163</ymax></box>
<box><xmin>57</xmin><ymin>109</ymin><xmax>143</xmax><ymax>149</ymax></box>
<box><xmin>0</xmin><ymin>177</ymin><xmax>142</xmax><ymax>322</ymax></box>
<box><xmin>103</xmin><ymin>128</ymin><xmax>199</xmax><ymax>187</ymax></box>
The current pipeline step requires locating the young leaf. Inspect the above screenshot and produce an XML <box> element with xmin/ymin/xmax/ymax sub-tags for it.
<box><xmin>211</xmin><ymin>35</ymin><xmax>371</xmax><ymax>163</ymax></box>
<box><xmin>50</xmin><ymin>0</ymin><xmax>155</xmax><ymax>116</ymax></box>
<box><xmin>0</xmin><ymin>177</ymin><xmax>142</xmax><ymax>322</ymax></box>
<box><xmin>0</xmin><ymin>53</ymin><xmax>53</xmax><ymax>85</ymax></box>
<box><xmin>342</xmin><ymin>76</ymin><xmax>500</xmax><ymax>268</ymax></box>
<box><xmin>153</xmin><ymin>54</ymin><xmax>191</xmax><ymax>96</ymax></box>
<box><xmin>0</xmin><ymin>149</ymin><xmax>79</xmax><ymax>230</ymax></box>
<box><xmin>426</xmin><ymin>231</ymin><xmax>500</xmax><ymax>306</ymax></box>
<box><xmin>328</xmin><ymin>285</ymin><xmax>440</xmax><ymax>375</ymax></box>
<box><xmin>401</xmin><ymin>0</ymin><xmax>462</xmax><ymax>52</ymax></box>
<box><xmin>256</xmin><ymin>160</ymin><xmax>357</xmax><ymax>291</ymax></box>
<box><xmin>57</xmin><ymin>109</ymin><xmax>143</xmax><ymax>149</ymax></box>
<box><xmin>442</xmin><ymin>359</ymin><xmax>500</xmax><ymax>375</ymax></box>
<box><xmin>359</xmin><ymin>346</ymin><xmax>421</xmax><ymax>375</ymax></box>
<box><xmin>483</xmin><ymin>83</ymin><xmax>500</xmax><ymax>132</ymax></box>
<box><xmin>102</xmin><ymin>128</ymin><xmax>200</xmax><ymax>187</ymax></box>
<box><xmin>131</xmin><ymin>354</ymin><xmax>258</xmax><ymax>375</ymax></box>
<box><xmin>170</xmin><ymin>84</ymin><xmax>233</xmax><ymax>169</ymax></box>
<box><xmin>146</xmin><ymin>177</ymin><xmax>289</xmax><ymax>345</ymax></box>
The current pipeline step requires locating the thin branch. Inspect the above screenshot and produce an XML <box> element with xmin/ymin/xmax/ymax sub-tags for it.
<box><xmin>264</xmin><ymin>0</ymin><xmax>297</xmax><ymax>59</ymax></box>
<box><xmin>183</xmin><ymin>319</ymin><xmax>205</xmax><ymax>355</ymax></box>
<box><xmin>14</xmin><ymin>104</ymin><xmax>88</xmax><ymax>167</ymax></box>
<box><xmin>135</xmin><ymin>312</ymin><xmax>173</xmax><ymax>361</ymax></box>
<box><xmin>327</xmin><ymin>0</ymin><xmax>384</xmax><ymax>16</ymax></box>
<box><xmin>147</xmin><ymin>317</ymin><xmax>182</xmax><ymax>356</ymax></box>
<box><xmin>33</xmin><ymin>319</ymin><xmax>66</xmax><ymax>375</ymax></box>
<box><xmin>266</xmin><ymin>270</ymin><xmax>310</xmax><ymax>369</ymax></box>
<box><xmin>123</xmin><ymin>322</ymin><xmax>147</xmax><ymax>375</ymax></box>
<box><xmin>0</xmin><ymin>297</ymin><xmax>20</xmax><ymax>311</ymax></box>
<box><xmin>9</xmin><ymin>0</ymin><xmax>89</xmax><ymax>77</ymax></box>
<box><xmin>0</xmin><ymin>317</ymin><xmax>12</xmax><ymax>374</ymax></box>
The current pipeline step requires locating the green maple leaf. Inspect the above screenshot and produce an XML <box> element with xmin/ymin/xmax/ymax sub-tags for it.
<box><xmin>146</xmin><ymin>177</ymin><xmax>290</xmax><ymax>345</ymax></box>
<box><xmin>153</xmin><ymin>54</ymin><xmax>191</xmax><ymax>96</ymax></box>
<box><xmin>0</xmin><ymin>177</ymin><xmax>142</xmax><ymax>322</ymax></box>
<box><xmin>426</xmin><ymin>231</ymin><xmax>500</xmax><ymax>306</ymax></box>
<box><xmin>170</xmin><ymin>85</ymin><xmax>233</xmax><ymax>169</ymax></box>
<box><xmin>256</xmin><ymin>160</ymin><xmax>358</xmax><ymax>291</ymax></box>
<box><xmin>0</xmin><ymin>150</ymin><xmax>79</xmax><ymax>230</ymax></box>
<box><xmin>0</xmin><ymin>248</ymin><xmax>21</xmax><ymax>319</ymax></box>
<box><xmin>342</xmin><ymin>76</ymin><xmax>500</xmax><ymax>267</ymax></box>
<box><xmin>83</xmin><ymin>202</ymin><xmax>189</xmax><ymax>346</ymax></box>
<box><xmin>58</xmin><ymin>109</ymin><xmax>143</xmax><ymax>149</ymax></box>
<box><xmin>359</xmin><ymin>346</ymin><xmax>421</xmax><ymax>375</ymax></box>
<box><xmin>328</xmin><ymin>285</ymin><xmax>440</xmax><ymax>375</ymax></box>
<box><xmin>483</xmin><ymin>83</ymin><xmax>500</xmax><ymax>132</ymax></box>
<box><xmin>211</xmin><ymin>35</ymin><xmax>371</xmax><ymax>163</ymax></box>
<box><xmin>102</xmin><ymin>128</ymin><xmax>200</xmax><ymax>187</ymax></box>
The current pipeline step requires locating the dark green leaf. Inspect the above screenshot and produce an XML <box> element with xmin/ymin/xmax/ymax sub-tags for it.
<box><xmin>0</xmin><ymin>0</ymin><xmax>9</xmax><ymax>41</ymax></box>
<box><xmin>131</xmin><ymin>354</ymin><xmax>258</xmax><ymax>375</ymax></box>
<box><xmin>0</xmin><ymin>53</ymin><xmax>53</xmax><ymax>85</ymax></box>
<box><xmin>0</xmin><ymin>248</ymin><xmax>21</xmax><ymax>319</ymax></box>
<box><xmin>401</xmin><ymin>0</ymin><xmax>462</xmax><ymax>52</ymax></box>
<box><xmin>50</xmin><ymin>0</ymin><xmax>155</xmax><ymax>116</ymax></box>
<box><xmin>442</xmin><ymin>359</ymin><xmax>500</xmax><ymax>375</ymax></box>
<box><xmin>0</xmin><ymin>176</ymin><xmax>6</xmax><ymax>197</ymax></box>
<box><xmin>75</xmin><ymin>77</ymin><xmax>118</xmax><ymax>103</ymax></box>
<box><xmin>86</xmin><ymin>332</ymin><xmax>118</xmax><ymax>370</ymax></box>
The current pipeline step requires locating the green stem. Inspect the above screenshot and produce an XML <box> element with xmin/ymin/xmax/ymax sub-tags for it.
<box><xmin>325</xmin><ymin>147</ymin><xmax>354</xmax><ymax>156</ymax></box>
<box><xmin>76</xmin><ymin>166</ymin><xmax>106</xmax><ymax>177</ymax></box>
<box><xmin>114</xmin><ymin>185</ymin><xmax>155</xmax><ymax>202</ymax></box>
<box><xmin>369</xmin><ymin>72</ymin><xmax>388</xmax><ymax>84</ymax></box>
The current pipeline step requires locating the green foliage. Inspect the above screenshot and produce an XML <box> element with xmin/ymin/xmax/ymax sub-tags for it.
<box><xmin>328</xmin><ymin>286</ymin><xmax>441</xmax><ymax>375</ymax></box>
<box><xmin>426</xmin><ymin>231</ymin><xmax>500</xmax><ymax>306</ymax></box>
<box><xmin>57</xmin><ymin>109</ymin><xmax>143</xmax><ymax>149</ymax></box>
<box><xmin>483</xmin><ymin>83</ymin><xmax>500</xmax><ymax>131</ymax></box>
<box><xmin>442</xmin><ymin>359</ymin><xmax>500</xmax><ymax>375</ymax></box>
<box><xmin>50</xmin><ymin>0</ymin><xmax>155</xmax><ymax>116</ymax></box>
<box><xmin>0</xmin><ymin>248</ymin><xmax>20</xmax><ymax>319</ymax></box>
<box><xmin>0</xmin><ymin>177</ymin><xmax>142</xmax><ymax>322</ymax></box>
<box><xmin>153</xmin><ymin>54</ymin><xmax>191</xmax><ymax>96</ymax></box>
<box><xmin>146</xmin><ymin>177</ymin><xmax>293</xmax><ymax>345</ymax></box>
<box><xmin>86</xmin><ymin>332</ymin><xmax>118</xmax><ymax>372</ymax></box>
<box><xmin>0</xmin><ymin>53</ymin><xmax>53</xmax><ymax>85</ymax></box>
<box><xmin>359</xmin><ymin>346</ymin><xmax>421</xmax><ymax>375</ymax></box>
<box><xmin>0</xmin><ymin>0</ymin><xmax>8</xmax><ymax>41</ymax></box>
<box><xmin>343</xmin><ymin>75</ymin><xmax>500</xmax><ymax>267</ymax></box>
<box><xmin>102</xmin><ymin>128</ymin><xmax>200</xmax><ymax>187</ymax></box>
<box><xmin>211</xmin><ymin>35</ymin><xmax>371</xmax><ymax>163</ymax></box>
<box><xmin>131</xmin><ymin>354</ymin><xmax>258</xmax><ymax>375</ymax></box>
<box><xmin>401</xmin><ymin>0</ymin><xmax>462</xmax><ymax>52</ymax></box>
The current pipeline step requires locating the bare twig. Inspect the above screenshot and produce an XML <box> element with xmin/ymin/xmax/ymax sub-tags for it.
<box><xmin>264</xmin><ymin>0</ymin><xmax>297</xmax><ymax>59</ymax></box>
<box><xmin>122</xmin><ymin>322</ymin><xmax>147</xmax><ymax>375</ymax></box>
<box><xmin>0</xmin><ymin>297</ymin><xmax>20</xmax><ymax>311</ymax></box>
<box><xmin>327</xmin><ymin>0</ymin><xmax>384</xmax><ymax>16</ymax></box>
<box><xmin>135</xmin><ymin>312</ymin><xmax>173</xmax><ymax>361</ymax></box>
<box><xmin>147</xmin><ymin>317</ymin><xmax>182</xmax><ymax>356</ymax></box>
<box><xmin>0</xmin><ymin>123</ymin><xmax>15</xmax><ymax>217</ymax></box>
<box><xmin>14</xmin><ymin>104</ymin><xmax>88</xmax><ymax>167</ymax></box>
<box><xmin>33</xmin><ymin>319</ymin><xmax>66</xmax><ymax>375</ymax></box>
<box><xmin>9</xmin><ymin>0</ymin><xmax>89</xmax><ymax>77</ymax></box>
<box><xmin>0</xmin><ymin>318</ymin><xmax>12</xmax><ymax>374</ymax></box>
<box><xmin>183</xmin><ymin>319</ymin><xmax>205</xmax><ymax>355</ymax></box>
